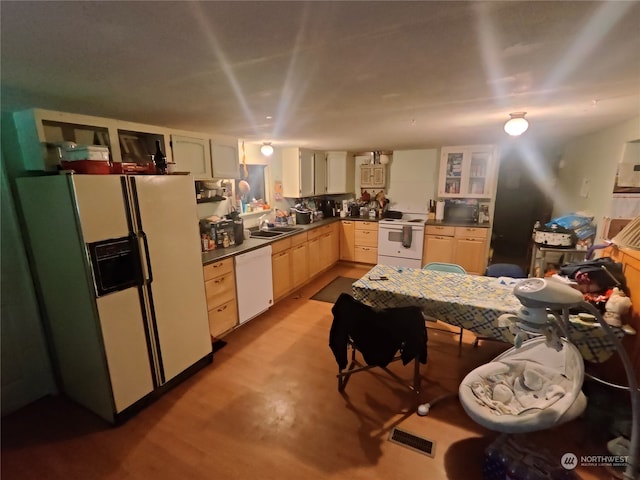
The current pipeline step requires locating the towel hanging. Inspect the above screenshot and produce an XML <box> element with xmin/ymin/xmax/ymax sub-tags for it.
<box><xmin>402</xmin><ymin>225</ymin><xmax>412</xmax><ymax>248</ymax></box>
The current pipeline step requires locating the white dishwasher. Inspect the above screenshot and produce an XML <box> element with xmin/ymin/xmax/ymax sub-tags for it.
<box><xmin>235</xmin><ymin>245</ymin><xmax>274</xmax><ymax>325</ymax></box>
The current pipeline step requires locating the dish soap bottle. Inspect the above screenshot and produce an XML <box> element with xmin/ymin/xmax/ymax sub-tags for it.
<box><xmin>153</xmin><ymin>140</ymin><xmax>167</xmax><ymax>175</ymax></box>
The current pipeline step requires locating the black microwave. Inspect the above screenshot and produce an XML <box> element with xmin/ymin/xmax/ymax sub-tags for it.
<box><xmin>443</xmin><ymin>201</ymin><xmax>478</xmax><ymax>224</ymax></box>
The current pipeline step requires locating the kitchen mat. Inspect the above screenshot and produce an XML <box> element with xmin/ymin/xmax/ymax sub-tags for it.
<box><xmin>310</xmin><ymin>276</ymin><xmax>358</xmax><ymax>304</ymax></box>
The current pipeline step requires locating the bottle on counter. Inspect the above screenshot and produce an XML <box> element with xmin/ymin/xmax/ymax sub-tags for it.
<box><xmin>153</xmin><ymin>140</ymin><xmax>167</xmax><ymax>175</ymax></box>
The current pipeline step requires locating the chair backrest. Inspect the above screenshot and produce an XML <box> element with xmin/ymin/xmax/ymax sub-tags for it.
<box><xmin>423</xmin><ymin>262</ymin><xmax>466</xmax><ymax>274</ymax></box>
<box><xmin>485</xmin><ymin>263</ymin><xmax>526</xmax><ymax>278</ymax></box>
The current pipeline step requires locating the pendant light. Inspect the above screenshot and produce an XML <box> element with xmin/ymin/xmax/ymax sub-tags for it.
<box><xmin>504</xmin><ymin>112</ymin><xmax>529</xmax><ymax>136</ymax></box>
<box><xmin>260</xmin><ymin>142</ymin><xmax>274</xmax><ymax>157</ymax></box>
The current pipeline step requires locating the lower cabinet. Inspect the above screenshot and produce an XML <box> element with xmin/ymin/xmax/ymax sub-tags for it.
<box><xmin>339</xmin><ymin>220</ymin><xmax>356</xmax><ymax>261</ymax></box>
<box><xmin>271</xmin><ymin>237</ymin><xmax>293</xmax><ymax>301</ymax></box>
<box><xmin>308</xmin><ymin>223</ymin><xmax>339</xmax><ymax>277</ymax></box>
<box><xmin>453</xmin><ymin>227</ymin><xmax>489</xmax><ymax>275</ymax></box>
<box><xmin>291</xmin><ymin>235</ymin><xmax>309</xmax><ymax>286</ymax></box>
<box><xmin>271</xmin><ymin>232</ymin><xmax>310</xmax><ymax>302</ymax></box>
<box><xmin>354</xmin><ymin>221</ymin><xmax>378</xmax><ymax>264</ymax></box>
<box><xmin>422</xmin><ymin>225</ymin><xmax>489</xmax><ymax>275</ymax></box>
<box><xmin>422</xmin><ymin>225</ymin><xmax>456</xmax><ymax>266</ymax></box>
<box><xmin>204</xmin><ymin>258</ymin><xmax>238</xmax><ymax>338</ymax></box>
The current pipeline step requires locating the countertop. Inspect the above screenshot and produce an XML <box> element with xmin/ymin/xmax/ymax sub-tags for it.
<box><xmin>425</xmin><ymin>220</ymin><xmax>491</xmax><ymax>228</ymax></box>
<box><xmin>201</xmin><ymin>216</ymin><xmax>492</xmax><ymax>266</ymax></box>
<box><xmin>202</xmin><ymin>217</ymin><xmax>342</xmax><ymax>265</ymax></box>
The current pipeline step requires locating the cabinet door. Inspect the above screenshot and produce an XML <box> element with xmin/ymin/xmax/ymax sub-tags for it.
<box><xmin>467</xmin><ymin>148</ymin><xmax>492</xmax><ymax>197</ymax></box>
<box><xmin>326</xmin><ymin>152</ymin><xmax>354</xmax><ymax>194</ymax></box>
<box><xmin>171</xmin><ymin>134</ymin><xmax>212</xmax><ymax>179</ymax></box>
<box><xmin>454</xmin><ymin>238</ymin><xmax>487</xmax><ymax>275</ymax></box>
<box><xmin>291</xmin><ymin>242</ymin><xmax>309</xmax><ymax>286</ymax></box>
<box><xmin>283</xmin><ymin>148</ymin><xmax>314</xmax><ymax>197</ymax></box>
<box><xmin>299</xmin><ymin>149</ymin><xmax>315</xmax><ymax>197</ymax></box>
<box><xmin>272</xmin><ymin>249</ymin><xmax>292</xmax><ymax>300</ymax></box>
<box><xmin>329</xmin><ymin>224</ymin><xmax>340</xmax><ymax>265</ymax></box>
<box><xmin>439</xmin><ymin>145</ymin><xmax>495</xmax><ymax>198</ymax></box>
<box><xmin>423</xmin><ymin>235</ymin><xmax>455</xmax><ymax>266</ymax></box>
<box><xmin>371</xmin><ymin>165</ymin><xmax>386</xmax><ymax>188</ymax></box>
<box><xmin>308</xmin><ymin>236</ymin><xmax>322</xmax><ymax>278</ymax></box>
<box><xmin>360</xmin><ymin>165</ymin><xmax>372</xmax><ymax>187</ymax></box>
<box><xmin>340</xmin><ymin>221</ymin><xmax>356</xmax><ymax>261</ymax></box>
<box><xmin>314</xmin><ymin>152</ymin><xmax>327</xmax><ymax>194</ymax></box>
<box><xmin>211</xmin><ymin>141</ymin><xmax>239</xmax><ymax>179</ymax></box>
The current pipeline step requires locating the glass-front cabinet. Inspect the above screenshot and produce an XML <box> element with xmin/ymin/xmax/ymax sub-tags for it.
<box><xmin>438</xmin><ymin>145</ymin><xmax>495</xmax><ymax>198</ymax></box>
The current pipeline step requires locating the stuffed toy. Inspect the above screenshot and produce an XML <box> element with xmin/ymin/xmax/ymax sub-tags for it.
<box><xmin>603</xmin><ymin>287</ymin><xmax>632</xmax><ymax>327</ymax></box>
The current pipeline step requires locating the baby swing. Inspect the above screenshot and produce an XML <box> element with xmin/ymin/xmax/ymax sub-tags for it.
<box><xmin>457</xmin><ymin>277</ymin><xmax>638</xmax><ymax>480</ymax></box>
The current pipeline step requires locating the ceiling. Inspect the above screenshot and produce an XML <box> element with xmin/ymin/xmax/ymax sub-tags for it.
<box><xmin>2</xmin><ymin>1</ymin><xmax>639</xmax><ymax>153</ymax></box>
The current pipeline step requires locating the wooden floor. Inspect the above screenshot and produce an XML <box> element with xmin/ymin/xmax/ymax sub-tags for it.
<box><xmin>1</xmin><ymin>263</ymin><xmax>617</xmax><ymax>479</ymax></box>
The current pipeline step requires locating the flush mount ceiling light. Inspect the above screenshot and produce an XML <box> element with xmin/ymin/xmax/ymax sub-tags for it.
<box><xmin>260</xmin><ymin>142</ymin><xmax>274</xmax><ymax>157</ymax></box>
<box><xmin>504</xmin><ymin>112</ymin><xmax>529</xmax><ymax>136</ymax></box>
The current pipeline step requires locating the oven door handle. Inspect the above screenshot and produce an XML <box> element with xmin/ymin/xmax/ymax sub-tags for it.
<box><xmin>138</xmin><ymin>231</ymin><xmax>154</xmax><ymax>285</ymax></box>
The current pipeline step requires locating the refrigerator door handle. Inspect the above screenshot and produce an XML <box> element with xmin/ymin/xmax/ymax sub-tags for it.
<box><xmin>138</xmin><ymin>231</ymin><xmax>154</xmax><ymax>284</ymax></box>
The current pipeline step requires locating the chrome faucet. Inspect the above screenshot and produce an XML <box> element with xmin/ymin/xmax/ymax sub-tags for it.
<box><xmin>259</xmin><ymin>214</ymin><xmax>270</xmax><ymax>231</ymax></box>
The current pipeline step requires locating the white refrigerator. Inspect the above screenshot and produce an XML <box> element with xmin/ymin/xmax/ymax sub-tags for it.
<box><xmin>16</xmin><ymin>174</ymin><xmax>212</xmax><ymax>423</ymax></box>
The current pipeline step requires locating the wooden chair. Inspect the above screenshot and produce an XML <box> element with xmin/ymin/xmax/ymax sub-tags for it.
<box><xmin>422</xmin><ymin>262</ymin><xmax>466</xmax><ymax>357</ymax></box>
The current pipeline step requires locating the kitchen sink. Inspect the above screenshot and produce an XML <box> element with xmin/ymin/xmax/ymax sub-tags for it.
<box><xmin>269</xmin><ymin>226</ymin><xmax>304</xmax><ymax>233</ymax></box>
<box><xmin>250</xmin><ymin>230</ymin><xmax>284</xmax><ymax>239</ymax></box>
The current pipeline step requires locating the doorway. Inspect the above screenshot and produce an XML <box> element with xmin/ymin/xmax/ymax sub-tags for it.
<box><xmin>490</xmin><ymin>149</ymin><xmax>556</xmax><ymax>274</ymax></box>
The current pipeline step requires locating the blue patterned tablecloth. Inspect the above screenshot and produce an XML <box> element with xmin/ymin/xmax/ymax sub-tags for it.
<box><xmin>352</xmin><ymin>264</ymin><xmax>626</xmax><ymax>364</ymax></box>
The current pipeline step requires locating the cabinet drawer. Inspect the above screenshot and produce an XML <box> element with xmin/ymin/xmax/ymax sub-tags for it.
<box><xmin>454</xmin><ymin>226</ymin><xmax>488</xmax><ymax>239</ymax></box>
<box><xmin>207</xmin><ymin>298</ymin><xmax>238</xmax><ymax>337</ymax></box>
<box><xmin>205</xmin><ymin>271</ymin><xmax>236</xmax><ymax>309</ymax></box>
<box><xmin>355</xmin><ymin>229</ymin><xmax>378</xmax><ymax>247</ymax></box>
<box><xmin>355</xmin><ymin>221</ymin><xmax>378</xmax><ymax>232</ymax></box>
<box><xmin>425</xmin><ymin>225</ymin><xmax>455</xmax><ymax>236</ymax></box>
<box><xmin>290</xmin><ymin>231</ymin><xmax>307</xmax><ymax>246</ymax></box>
<box><xmin>271</xmin><ymin>237</ymin><xmax>292</xmax><ymax>255</ymax></box>
<box><xmin>354</xmin><ymin>246</ymin><xmax>378</xmax><ymax>264</ymax></box>
<box><xmin>307</xmin><ymin>225</ymin><xmax>328</xmax><ymax>240</ymax></box>
<box><xmin>203</xmin><ymin>258</ymin><xmax>233</xmax><ymax>281</ymax></box>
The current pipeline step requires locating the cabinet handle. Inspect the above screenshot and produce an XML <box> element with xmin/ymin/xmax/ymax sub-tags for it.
<box><xmin>216</xmin><ymin>305</ymin><xmax>227</xmax><ymax>313</ymax></box>
<box><xmin>279</xmin><ymin>251</ymin><xmax>287</xmax><ymax>257</ymax></box>
<box><xmin>214</xmin><ymin>278</ymin><xmax>225</xmax><ymax>284</ymax></box>
<box><xmin>212</xmin><ymin>262</ymin><xmax>224</xmax><ymax>269</ymax></box>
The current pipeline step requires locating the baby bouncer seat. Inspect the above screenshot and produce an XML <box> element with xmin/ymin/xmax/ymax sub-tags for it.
<box><xmin>458</xmin><ymin>336</ymin><xmax>587</xmax><ymax>433</ymax></box>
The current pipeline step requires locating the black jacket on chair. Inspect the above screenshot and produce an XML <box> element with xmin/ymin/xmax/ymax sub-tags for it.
<box><xmin>329</xmin><ymin>293</ymin><xmax>427</xmax><ymax>370</ymax></box>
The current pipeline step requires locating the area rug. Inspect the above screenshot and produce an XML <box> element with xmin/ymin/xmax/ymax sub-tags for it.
<box><xmin>310</xmin><ymin>276</ymin><xmax>359</xmax><ymax>304</ymax></box>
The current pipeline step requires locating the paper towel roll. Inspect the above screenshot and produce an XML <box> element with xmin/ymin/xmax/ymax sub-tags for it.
<box><xmin>435</xmin><ymin>201</ymin><xmax>445</xmax><ymax>221</ymax></box>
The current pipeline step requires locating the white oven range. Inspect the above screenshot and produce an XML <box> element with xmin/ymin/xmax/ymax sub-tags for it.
<box><xmin>377</xmin><ymin>217</ymin><xmax>425</xmax><ymax>269</ymax></box>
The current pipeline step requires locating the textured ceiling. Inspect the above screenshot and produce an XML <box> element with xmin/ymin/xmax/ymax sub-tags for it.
<box><xmin>2</xmin><ymin>1</ymin><xmax>639</xmax><ymax>153</ymax></box>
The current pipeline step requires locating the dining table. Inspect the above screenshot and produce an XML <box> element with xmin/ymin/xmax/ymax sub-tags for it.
<box><xmin>351</xmin><ymin>264</ymin><xmax>627</xmax><ymax>364</ymax></box>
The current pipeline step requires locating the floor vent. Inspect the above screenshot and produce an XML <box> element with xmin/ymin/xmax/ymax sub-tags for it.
<box><xmin>389</xmin><ymin>427</ymin><xmax>435</xmax><ymax>457</ymax></box>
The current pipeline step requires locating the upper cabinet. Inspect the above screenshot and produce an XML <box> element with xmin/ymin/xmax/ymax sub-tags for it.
<box><xmin>313</xmin><ymin>151</ymin><xmax>354</xmax><ymax>195</ymax></box>
<box><xmin>210</xmin><ymin>139</ymin><xmax>239</xmax><ymax>179</ymax></box>
<box><xmin>326</xmin><ymin>151</ymin><xmax>355</xmax><ymax>194</ymax></box>
<box><xmin>314</xmin><ymin>151</ymin><xmax>327</xmax><ymax>195</ymax></box>
<box><xmin>170</xmin><ymin>133</ymin><xmax>212</xmax><ymax>179</ymax></box>
<box><xmin>9</xmin><ymin>109</ymin><xmax>120</xmax><ymax>173</ymax></box>
<box><xmin>282</xmin><ymin>148</ymin><xmax>315</xmax><ymax>198</ymax></box>
<box><xmin>360</xmin><ymin>164</ymin><xmax>386</xmax><ymax>189</ymax></box>
<box><xmin>5</xmin><ymin>108</ymin><xmax>243</xmax><ymax>182</ymax></box>
<box><xmin>438</xmin><ymin>145</ymin><xmax>496</xmax><ymax>198</ymax></box>
<box><xmin>117</xmin><ymin>120</ymin><xmax>171</xmax><ymax>168</ymax></box>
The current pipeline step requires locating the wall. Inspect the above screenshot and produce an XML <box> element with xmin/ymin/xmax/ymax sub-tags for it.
<box><xmin>357</xmin><ymin>149</ymin><xmax>439</xmax><ymax>214</ymax></box>
<box><xmin>554</xmin><ymin>115</ymin><xmax>640</xmax><ymax>241</ymax></box>
<box><xmin>0</xmin><ymin>153</ymin><xmax>56</xmax><ymax>415</ymax></box>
